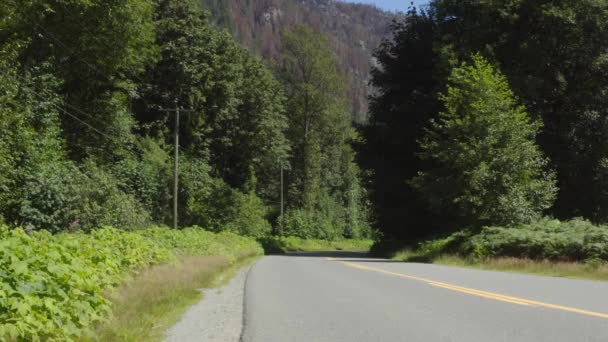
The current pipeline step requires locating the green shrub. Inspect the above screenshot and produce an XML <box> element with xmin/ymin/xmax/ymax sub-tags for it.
<box><xmin>0</xmin><ymin>226</ymin><xmax>262</xmax><ymax>341</ymax></box>
<box><xmin>71</xmin><ymin>161</ymin><xmax>151</xmax><ymax>231</ymax></box>
<box><xmin>180</xmin><ymin>158</ymin><xmax>272</xmax><ymax>236</ymax></box>
<box><xmin>224</xmin><ymin>191</ymin><xmax>272</xmax><ymax>238</ymax></box>
<box><xmin>111</xmin><ymin>137</ymin><xmax>173</xmax><ymax>223</ymax></box>
<box><xmin>18</xmin><ymin>161</ymin><xmax>81</xmax><ymax>233</ymax></box>
<box><xmin>410</xmin><ymin>219</ymin><xmax>608</xmax><ymax>262</ymax></box>
<box><xmin>259</xmin><ymin>235</ymin><xmax>374</xmax><ymax>253</ymax></box>
<box><xmin>464</xmin><ymin>219</ymin><xmax>608</xmax><ymax>261</ymax></box>
<box><xmin>6</xmin><ymin>159</ymin><xmax>152</xmax><ymax>232</ymax></box>
<box><xmin>136</xmin><ymin>227</ymin><xmax>263</xmax><ymax>261</ymax></box>
<box><xmin>281</xmin><ymin>196</ymin><xmax>344</xmax><ymax>240</ymax></box>
<box><xmin>0</xmin><ymin>227</ymin><xmax>170</xmax><ymax>341</ymax></box>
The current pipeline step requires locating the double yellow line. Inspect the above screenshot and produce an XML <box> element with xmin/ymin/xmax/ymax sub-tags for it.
<box><xmin>327</xmin><ymin>258</ymin><xmax>608</xmax><ymax>319</ymax></box>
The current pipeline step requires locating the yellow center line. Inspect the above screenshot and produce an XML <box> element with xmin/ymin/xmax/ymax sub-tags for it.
<box><xmin>333</xmin><ymin>260</ymin><xmax>608</xmax><ymax>319</ymax></box>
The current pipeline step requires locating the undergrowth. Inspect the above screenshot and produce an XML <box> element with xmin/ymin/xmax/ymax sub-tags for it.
<box><xmin>0</xmin><ymin>226</ymin><xmax>262</xmax><ymax>341</ymax></box>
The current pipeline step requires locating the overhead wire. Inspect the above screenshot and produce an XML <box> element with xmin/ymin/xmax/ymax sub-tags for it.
<box><xmin>0</xmin><ymin>68</ymin><xmax>144</xmax><ymax>159</ymax></box>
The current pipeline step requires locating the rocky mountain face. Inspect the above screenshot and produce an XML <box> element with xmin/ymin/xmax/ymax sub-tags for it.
<box><xmin>200</xmin><ymin>0</ymin><xmax>401</xmax><ymax>122</ymax></box>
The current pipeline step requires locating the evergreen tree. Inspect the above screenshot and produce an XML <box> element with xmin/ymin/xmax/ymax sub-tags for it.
<box><xmin>360</xmin><ymin>9</ymin><xmax>441</xmax><ymax>240</ymax></box>
<box><xmin>432</xmin><ymin>0</ymin><xmax>608</xmax><ymax>222</ymax></box>
<box><xmin>280</xmin><ymin>25</ymin><xmax>371</xmax><ymax>239</ymax></box>
<box><xmin>141</xmin><ymin>0</ymin><xmax>289</xmax><ymax>201</ymax></box>
<box><xmin>411</xmin><ymin>55</ymin><xmax>557</xmax><ymax>228</ymax></box>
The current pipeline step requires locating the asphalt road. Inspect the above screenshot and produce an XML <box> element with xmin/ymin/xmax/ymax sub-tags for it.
<box><xmin>240</xmin><ymin>252</ymin><xmax>608</xmax><ymax>342</ymax></box>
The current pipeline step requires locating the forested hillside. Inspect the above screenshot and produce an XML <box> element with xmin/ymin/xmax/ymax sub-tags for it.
<box><xmin>200</xmin><ymin>0</ymin><xmax>400</xmax><ymax>122</ymax></box>
<box><xmin>0</xmin><ymin>0</ymin><xmax>371</xmax><ymax>239</ymax></box>
<box><xmin>0</xmin><ymin>0</ymin><xmax>374</xmax><ymax>338</ymax></box>
<box><xmin>5</xmin><ymin>0</ymin><xmax>608</xmax><ymax>339</ymax></box>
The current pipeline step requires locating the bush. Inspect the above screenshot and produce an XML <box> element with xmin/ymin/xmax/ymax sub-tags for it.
<box><xmin>464</xmin><ymin>219</ymin><xmax>608</xmax><ymax>261</ymax></box>
<box><xmin>71</xmin><ymin>161</ymin><xmax>152</xmax><ymax>231</ymax></box>
<box><xmin>0</xmin><ymin>226</ymin><xmax>262</xmax><ymax>341</ymax></box>
<box><xmin>224</xmin><ymin>191</ymin><xmax>272</xmax><ymax>238</ymax></box>
<box><xmin>259</xmin><ymin>235</ymin><xmax>374</xmax><ymax>253</ymax></box>
<box><xmin>111</xmin><ymin>137</ymin><xmax>172</xmax><ymax>223</ymax></box>
<box><xmin>7</xmin><ymin>159</ymin><xmax>152</xmax><ymax>233</ymax></box>
<box><xmin>409</xmin><ymin>219</ymin><xmax>608</xmax><ymax>262</ymax></box>
<box><xmin>0</xmin><ymin>227</ymin><xmax>170</xmax><ymax>340</ymax></box>
<box><xmin>136</xmin><ymin>227</ymin><xmax>264</xmax><ymax>261</ymax></box>
<box><xmin>18</xmin><ymin>161</ymin><xmax>82</xmax><ymax>233</ymax></box>
<box><xmin>281</xmin><ymin>208</ymin><xmax>339</xmax><ymax>240</ymax></box>
<box><xmin>180</xmin><ymin>158</ymin><xmax>272</xmax><ymax>236</ymax></box>
<box><xmin>281</xmin><ymin>194</ymin><xmax>346</xmax><ymax>240</ymax></box>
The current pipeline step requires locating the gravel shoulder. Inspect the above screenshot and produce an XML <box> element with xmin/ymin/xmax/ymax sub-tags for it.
<box><xmin>163</xmin><ymin>264</ymin><xmax>252</xmax><ymax>342</ymax></box>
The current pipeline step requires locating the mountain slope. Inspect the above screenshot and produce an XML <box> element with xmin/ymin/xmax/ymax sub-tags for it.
<box><xmin>200</xmin><ymin>0</ymin><xmax>401</xmax><ymax>122</ymax></box>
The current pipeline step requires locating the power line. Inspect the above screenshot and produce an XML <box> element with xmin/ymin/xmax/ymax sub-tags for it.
<box><xmin>16</xmin><ymin>80</ymin><xmax>117</xmax><ymax>141</ymax></box>
<box><xmin>28</xmin><ymin>87</ymin><xmax>143</xmax><ymax>159</ymax></box>
<box><xmin>0</xmin><ymin>68</ymin><xmax>143</xmax><ymax>160</ymax></box>
<box><xmin>7</xmin><ymin>70</ymin><xmax>128</xmax><ymax>137</ymax></box>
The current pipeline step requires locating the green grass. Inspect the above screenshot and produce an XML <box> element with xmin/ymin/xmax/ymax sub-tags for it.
<box><xmin>259</xmin><ymin>236</ymin><xmax>373</xmax><ymax>253</ymax></box>
<box><xmin>393</xmin><ymin>250</ymin><xmax>608</xmax><ymax>281</ymax></box>
<box><xmin>92</xmin><ymin>255</ymin><xmax>259</xmax><ymax>341</ymax></box>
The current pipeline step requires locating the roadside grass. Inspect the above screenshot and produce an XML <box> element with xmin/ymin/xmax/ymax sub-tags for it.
<box><xmin>393</xmin><ymin>250</ymin><xmax>608</xmax><ymax>281</ymax></box>
<box><xmin>259</xmin><ymin>236</ymin><xmax>373</xmax><ymax>254</ymax></box>
<box><xmin>92</xmin><ymin>256</ymin><xmax>258</xmax><ymax>342</ymax></box>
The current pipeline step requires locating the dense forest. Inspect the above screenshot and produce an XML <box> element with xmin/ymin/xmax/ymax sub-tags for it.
<box><xmin>362</xmin><ymin>0</ymin><xmax>608</xmax><ymax>254</ymax></box>
<box><xmin>3</xmin><ymin>0</ymin><xmax>608</xmax><ymax>339</ymax></box>
<box><xmin>0</xmin><ymin>0</ymin><xmax>371</xmax><ymax>239</ymax></box>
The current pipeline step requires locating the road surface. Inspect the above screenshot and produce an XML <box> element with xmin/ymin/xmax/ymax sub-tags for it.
<box><xmin>241</xmin><ymin>252</ymin><xmax>608</xmax><ymax>342</ymax></box>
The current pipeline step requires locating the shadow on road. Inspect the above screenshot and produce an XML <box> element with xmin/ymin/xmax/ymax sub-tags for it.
<box><xmin>283</xmin><ymin>251</ymin><xmax>369</xmax><ymax>258</ymax></box>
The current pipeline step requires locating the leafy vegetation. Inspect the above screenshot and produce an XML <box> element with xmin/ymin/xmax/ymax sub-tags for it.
<box><xmin>259</xmin><ymin>236</ymin><xmax>373</xmax><ymax>254</ymax></box>
<box><xmin>1</xmin><ymin>3</ymin><xmax>374</xmax><ymax>338</ymax></box>
<box><xmin>410</xmin><ymin>55</ymin><xmax>556</xmax><ymax>228</ymax></box>
<box><xmin>362</xmin><ymin>1</ymin><xmax>608</xmax><ymax>265</ymax></box>
<box><xmin>390</xmin><ymin>219</ymin><xmax>608</xmax><ymax>263</ymax></box>
<box><xmin>0</xmin><ymin>226</ymin><xmax>262</xmax><ymax>341</ymax></box>
<box><xmin>279</xmin><ymin>25</ymin><xmax>372</xmax><ymax>240</ymax></box>
<box><xmin>0</xmin><ymin>0</ymin><xmax>370</xmax><ymax>238</ymax></box>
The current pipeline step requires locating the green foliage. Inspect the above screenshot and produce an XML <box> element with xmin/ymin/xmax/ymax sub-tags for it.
<box><xmin>259</xmin><ymin>235</ymin><xmax>374</xmax><ymax>254</ymax></box>
<box><xmin>224</xmin><ymin>191</ymin><xmax>272</xmax><ymax>238</ymax></box>
<box><xmin>361</xmin><ymin>9</ymin><xmax>440</xmax><ymax>240</ymax></box>
<box><xmin>411</xmin><ymin>55</ymin><xmax>556</xmax><ymax>228</ymax></box>
<box><xmin>279</xmin><ymin>25</ymin><xmax>371</xmax><ymax>239</ymax></box>
<box><xmin>280</xmin><ymin>192</ymin><xmax>349</xmax><ymax>240</ymax></box>
<box><xmin>141</xmin><ymin>0</ymin><xmax>290</xmax><ymax>202</ymax></box>
<box><xmin>0</xmin><ymin>226</ymin><xmax>171</xmax><ymax>341</ymax></box>
<box><xmin>465</xmin><ymin>219</ymin><xmax>608</xmax><ymax>261</ymax></box>
<box><xmin>111</xmin><ymin>136</ymin><xmax>173</xmax><ymax>223</ymax></box>
<box><xmin>137</xmin><ymin>227</ymin><xmax>264</xmax><ymax>261</ymax></box>
<box><xmin>70</xmin><ymin>161</ymin><xmax>152</xmax><ymax>231</ymax></box>
<box><xmin>0</xmin><ymin>225</ymin><xmax>262</xmax><ymax>341</ymax></box>
<box><xmin>404</xmin><ymin>219</ymin><xmax>608</xmax><ymax>262</ymax></box>
<box><xmin>430</xmin><ymin>0</ymin><xmax>608</xmax><ymax>222</ymax></box>
<box><xmin>180</xmin><ymin>158</ymin><xmax>271</xmax><ymax>237</ymax></box>
<box><xmin>18</xmin><ymin>161</ymin><xmax>81</xmax><ymax>232</ymax></box>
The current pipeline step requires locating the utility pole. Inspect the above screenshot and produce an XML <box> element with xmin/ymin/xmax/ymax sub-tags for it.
<box><xmin>280</xmin><ymin>161</ymin><xmax>284</xmax><ymax>233</ymax></box>
<box><xmin>160</xmin><ymin>100</ymin><xmax>192</xmax><ymax>229</ymax></box>
<box><xmin>173</xmin><ymin>103</ymin><xmax>180</xmax><ymax>230</ymax></box>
